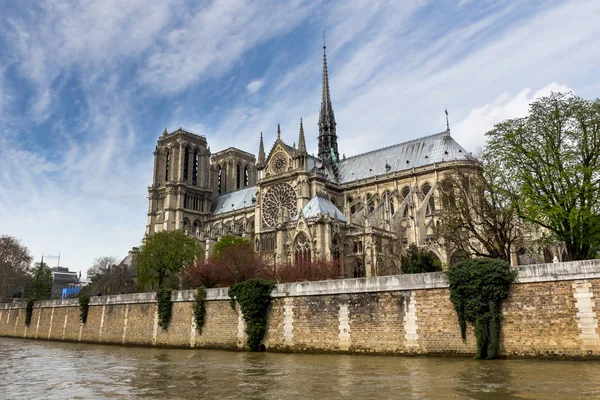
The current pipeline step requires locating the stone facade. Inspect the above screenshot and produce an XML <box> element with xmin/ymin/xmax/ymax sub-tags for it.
<box><xmin>2</xmin><ymin>261</ymin><xmax>600</xmax><ymax>358</ymax></box>
<box><xmin>144</xmin><ymin>46</ymin><xmax>485</xmax><ymax>276</ymax></box>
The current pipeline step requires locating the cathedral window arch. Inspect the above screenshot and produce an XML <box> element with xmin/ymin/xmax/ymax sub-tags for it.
<box><xmin>192</xmin><ymin>149</ymin><xmax>198</xmax><ymax>185</ymax></box>
<box><xmin>183</xmin><ymin>147</ymin><xmax>190</xmax><ymax>182</ymax></box>
<box><xmin>244</xmin><ymin>165</ymin><xmax>249</xmax><ymax>187</ymax></box>
<box><xmin>217</xmin><ymin>164</ymin><xmax>223</xmax><ymax>194</ymax></box>
<box><xmin>441</xmin><ymin>180</ymin><xmax>455</xmax><ymax>209</ymax></box>
<box><xmin>294</xmin><ymin>232</ymin><xmax>311</xmax><ymax>265</ymax></box>
<box><xmin>402</xmin><ymin>186</ymin><xmax>411</xmax><ymax>217</ymax></box>
<box><xmin>347</xmin><ymin>196</ymin><xmax>356</xmax><ymax>214</ymax></box>
<box><xmin>236</xmin><ymin>163</ymin><xmax>241</xmax><ymax>189</ymax></box>
<box><xmin>165</xmin><ymin>149</ymin><xmax>170</xmax><ymax>181</ymax></box>
<box><xmin>422</xmin><ymin>183</ymin><xmax>435</xmax><ymax>215</ymax></box>
<box><xmin>332</xmin><ymin>235</ymin><xmax>341</xmax><ymax>275</ymax></box>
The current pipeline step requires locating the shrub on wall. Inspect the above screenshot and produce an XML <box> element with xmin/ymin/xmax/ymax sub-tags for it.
<box><xmin>79</xmin><ymin>294</ymin><xmax>90</xmax><ymax>324</ymax></box>
<box><xmin>228</xmin><ymin>278</ymin><xmax>276</xmax><ymax>351</ymax></box>
<box><xmin>25</xmin><ymin>299</ymin><xmax>35</xmax><ymax>326</ymax></box>
<box><xmin>194</xmin><ymin>286</ymin><xmax>206</xmax><ymax>334</ymax></box>
<box><xmin>447</xmin><ymin>258</ymin><xmax>517</xmax><ymax>359</ymax></box>
<box><xmin>157</xmin><ymin>288</ymin><xmax>173</xmax><ymax>329</ymax></box>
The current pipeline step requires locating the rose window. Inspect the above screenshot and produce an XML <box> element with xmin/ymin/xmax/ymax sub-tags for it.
<box><xmin>261</xmin><ymin>183</ymin><xmax>297</xmax><ymax>228</ymax></box>
<box><xmin>271</xmin><ymin>153</ymin><xmax>287</xmax><ymax>174</ymax></box>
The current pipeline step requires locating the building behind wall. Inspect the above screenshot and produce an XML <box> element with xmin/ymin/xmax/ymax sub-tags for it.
<box><xmin>145</xmin><ymin>44</ymin><xmax>479</xmax><ymax>277</ymax></box>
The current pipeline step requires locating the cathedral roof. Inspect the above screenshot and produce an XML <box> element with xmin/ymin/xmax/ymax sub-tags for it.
<box><xmin>337</xmin><ymin>130</ymin><xmax>473</xmax><ymax>183</ymax></box>
<box><xmin>212</xmin><ymin>186</ymin><xmax>256</xmax><ymax>216</ymax></box>
<box><xmin>297</xmin><ymin>194</ymin><xmax>347</xmax><ymax>222</ymax></box>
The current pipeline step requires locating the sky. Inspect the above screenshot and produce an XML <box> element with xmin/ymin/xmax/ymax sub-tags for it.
<box><xmin>0</xmin><ymin>0</ymin><xmax>599</xmax><ymax>277</ymax></box>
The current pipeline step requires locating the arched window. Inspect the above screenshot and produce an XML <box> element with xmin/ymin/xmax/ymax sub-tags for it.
<box><xmin>402</xmin><ymin>187</ymin><xmax>410</xmax><ymax>217</ymax></box>
<box><xmin>165</xmin><ymin>150</ymin><xmax>170</xmax><ymax>181</ymax></box>
<box><xmin>217</xmin><ymin>164</ymin><xmax>222</xmax><ymax>194</ymax></box>
<box><xmin>353</xmin><ymin>259</ymin><xmax>365</xmax><ymax>278</ymax></box>
<box><xmin>332</xmin><ymin>236</ymin><xmax>341</xmax><ymax>275</ymax></box>
<box><xmin>183</xmin><ymin>147</ymin><xmax>189</xmax><ymax>182</ymax></box>
<box><xmin>294</xmin><ymin>233</ymin><xmax>311</xmax><ymax>265</ymax></box>
<box><xmin>244</xmin><ymin>166</ymin><xmax>249</xmax><ymax>187</ymax></box>
<box><xmin>422</xmin><ymin>184</ymin><xmax>435</xmax><ymax>215</ymax></box>
<box><xmin>192</xmin><ymin>150</ymin><xmax>198</xmax><ymax>185</ymax></box>
<box><xmin>348</xmin><ymin>197</ymin><xmax>356</xmax><ymax>214</ymax></box>
<box><xmin>383</xmin><ymin>190</ymin><xmax>394</xmax><ymax>216</ymax></box>
<box><xmin>236</xmin><ymin>163</ymin><xmax>241</xmax><ymax>189</ymax></box>
<box><xmin>441</xmin><ymin>180</ymin><xmax>455</xmax><ymax>209</ymax></box>
<box><xmin>367</xmin><ymin>194</ymin><xmax>375</xmax><ymax>213</ymax></box>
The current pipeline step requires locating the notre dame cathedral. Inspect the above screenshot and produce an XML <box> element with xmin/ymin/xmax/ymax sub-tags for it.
<box><xmin>145</xmin><ymin>45</ymin><xmax>477</xmax><ymax>278</ymax></box>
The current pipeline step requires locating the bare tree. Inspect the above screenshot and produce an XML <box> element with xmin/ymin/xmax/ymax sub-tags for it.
<box><xmin>0</xmin><ymin>235</ymin><xmax>32</xmax><ymax>302</ymax></box>
<box><xmin>87</xmin><ymin>256</ymin><xmax>137</xmax><ymax>295</ymax></box>
<box><xmin>438</xmin><ymin>160</ymin><xmax>523</xmax><ymax>263</ymax></box>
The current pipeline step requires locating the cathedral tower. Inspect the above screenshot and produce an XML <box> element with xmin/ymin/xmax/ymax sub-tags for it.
<box><xmin>146</xmin><ymin>128</ymin><xmax>212</xmax><ymax>236</ymax></box>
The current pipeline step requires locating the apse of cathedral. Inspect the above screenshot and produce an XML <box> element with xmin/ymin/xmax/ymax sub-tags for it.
<box><xmin>146</xmin><ymin>44</ymin><xmax>476</xmax><ymax>278</ymax></box>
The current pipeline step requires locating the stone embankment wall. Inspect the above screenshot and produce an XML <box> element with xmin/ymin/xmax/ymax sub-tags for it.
<box><xmin>1</xmin><ymin>261</ymin><xmax>599</xmax><ymax>358</ymax></box>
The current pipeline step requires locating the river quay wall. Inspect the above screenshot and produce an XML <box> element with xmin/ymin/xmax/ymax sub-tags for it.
<box><xmin>1</xmin><ymin>261</ymin><xmax>600</xmax><ymax>358</ymax></box>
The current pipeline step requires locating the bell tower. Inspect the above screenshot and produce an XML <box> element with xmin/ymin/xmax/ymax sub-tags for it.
<box><xmin>146</xmin><ymin>128</ymin><xmax>212</xmax><ymax>236</ymax></box>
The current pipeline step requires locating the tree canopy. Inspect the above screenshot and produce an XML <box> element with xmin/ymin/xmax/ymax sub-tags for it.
<box><xmin>86</xmin><ymin>256</ymin><xmax>137</xmax><ymax>295</ymax></box>
<box><xmin>30</xmin><ymin>261</ymin><xmax>52</xmax><ymax>300</ymax></box>
<box><xmin>485</xmin><ymin>93</ymin><xmax>600</xmax><ymax>260</ymax></box>
<box><xmin>438</xmin><ymin>158</ymin><xmax>523</xmax><ymax>263</ymax></box>
<box><xmin>0</xmin><ymin>235</ymin><xmax>32</xmax><ymax>301</ymax></box>
<box><xmin>401</xmin><ymin>244</ymin><xmax>442</xmax><ymax>274</ymax></box>
<box><xmin>137</xmin><ymin>230</ymin><xmax>201</xmax><ymax>290</ymax></box>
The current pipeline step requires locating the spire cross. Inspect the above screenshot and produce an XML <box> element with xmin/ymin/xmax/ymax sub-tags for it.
<box><xmin>323</xmin><ymin>30</ymin><xmax>326</xmax><ymax>51</ymax></box>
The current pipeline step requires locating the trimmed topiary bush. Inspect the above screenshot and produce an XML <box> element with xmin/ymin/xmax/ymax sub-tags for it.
<box><xmin>228</xmin><ymin>278</ymin><xmax>276</xmax><ymax>351</ymax></box>
<box><xmin>447</xmin><ymin>258</ymin><xmax>517</xmax><ymax>359</ymax></box>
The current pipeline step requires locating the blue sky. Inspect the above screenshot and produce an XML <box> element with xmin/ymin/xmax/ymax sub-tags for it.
<box><xmin>0</xmin><ymin>0</ymin><xmax>599</xmax><ymax>276</ymax></box>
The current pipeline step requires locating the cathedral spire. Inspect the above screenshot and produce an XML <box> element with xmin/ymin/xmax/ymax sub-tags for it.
<box><xmin>298</xmin><ymin>118</ymin><xmax>306</xmax><ymax>152</ymax></box>
<box><xmin>318</xmin><ymin>36</ymin><xmax>339</xmax><ymax>170</ymax></box>
<box><xmin>257</xmin><ymin>131</ymin><xmax>266</xmax><ymax>169</ymax></box>
<box><xmin>277</xmin><ymin>123</ymin><xmax>281</xmax><ymax>141</ymax></box>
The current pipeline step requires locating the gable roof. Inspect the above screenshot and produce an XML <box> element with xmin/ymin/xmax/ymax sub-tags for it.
<box><xmin>296</xmin><ymin>193</ymin><xmax>347</xmax><ymax>222</ymax></box>
<box><xmin>212</xmin><ymin>186</ymin><xmax>256</xmax><ymax>216</ymax></box>
<box><xmin>337</xmin><ymin>130</ymin><xmax>473</xmax><ymax>183</ymax></box>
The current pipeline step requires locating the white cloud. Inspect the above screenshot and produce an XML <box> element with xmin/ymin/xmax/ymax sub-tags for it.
<box><xmin>138</xmin><ymin>0</ymin><xmax>318</xmax><ymax>94</ymax></box>
<box><xmin>453</xmin><ymin>83</ymin><xmax>574</xmax><ymax>152</ymax></box>
<box><xmin>246</xmin><ymin>79</ymin><xmax>264</xmax><ymax>94</ymax></box>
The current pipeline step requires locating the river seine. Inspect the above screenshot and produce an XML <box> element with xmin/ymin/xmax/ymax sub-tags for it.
<box><xmin>1</xmin><ymin>337</ymin><xmax>598</xmax><ymax>399</ymax></box>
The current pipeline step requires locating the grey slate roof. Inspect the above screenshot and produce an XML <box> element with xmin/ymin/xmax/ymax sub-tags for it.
<box><xmin>212</xmin><ymin>186</ymin><xmax>256</xmax><ymax>216</ymax></box>
<box><xmin>337</xmin><ymin>130</ymin><xmax>473</xmax><ymax>183</ymax></box>
<box><xmin>296</xmin><ymin>194</ymin><xmax>347</xmax><ymax>222</ymax></box>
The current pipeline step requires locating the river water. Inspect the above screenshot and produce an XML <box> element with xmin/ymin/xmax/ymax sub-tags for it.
<box><xmin>1</xmin><ymin>337</ymin><xmax>599</xmax><ymax>399</ymax></box>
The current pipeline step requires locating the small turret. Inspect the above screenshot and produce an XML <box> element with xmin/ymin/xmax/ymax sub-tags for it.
<box><xmin>257</xmin><ymin>132</ymin><xmax>266</xmax><ymax>169</ymax></box>
<box><xmin>298</xmin><ymin>118</ymin><xmax>307</xmax><ymax>153</ymax></box>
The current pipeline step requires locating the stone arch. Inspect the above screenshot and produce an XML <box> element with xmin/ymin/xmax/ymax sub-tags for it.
<box><xmin>352</xmin><ymin>258</ymin><xmax>365</xmax><ymax>278</ymax></box>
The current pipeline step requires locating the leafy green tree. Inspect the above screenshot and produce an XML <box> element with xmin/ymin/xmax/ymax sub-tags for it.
<box><xmin>401</xmin><ymin>244</ymin><xmax>442</xmax><ymax>273</ymax></box>
<box><xmin>30</xmin><ymin>261</ymin><xmax>52</xmax><ymax>300</ymax></box>
<box><xmin>485</xmin><ymin>93</ymin><xmax>600</xmax><ymax>260</ymax></box>
<box><xmin>213</xmin><ymin>235</ymin><xmax>249</xmax><ymax>256</ymax></box>
<box><xmin>137</xmin><ymin>230</ymin><xmax>201</xmax><ymax>290</ymax></box>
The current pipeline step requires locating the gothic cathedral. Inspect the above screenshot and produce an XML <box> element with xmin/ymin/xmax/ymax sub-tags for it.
<box><xmin>146</xmin><ymin>45</ymin><xmax>476</xmax><ymax>277</ymax></box>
